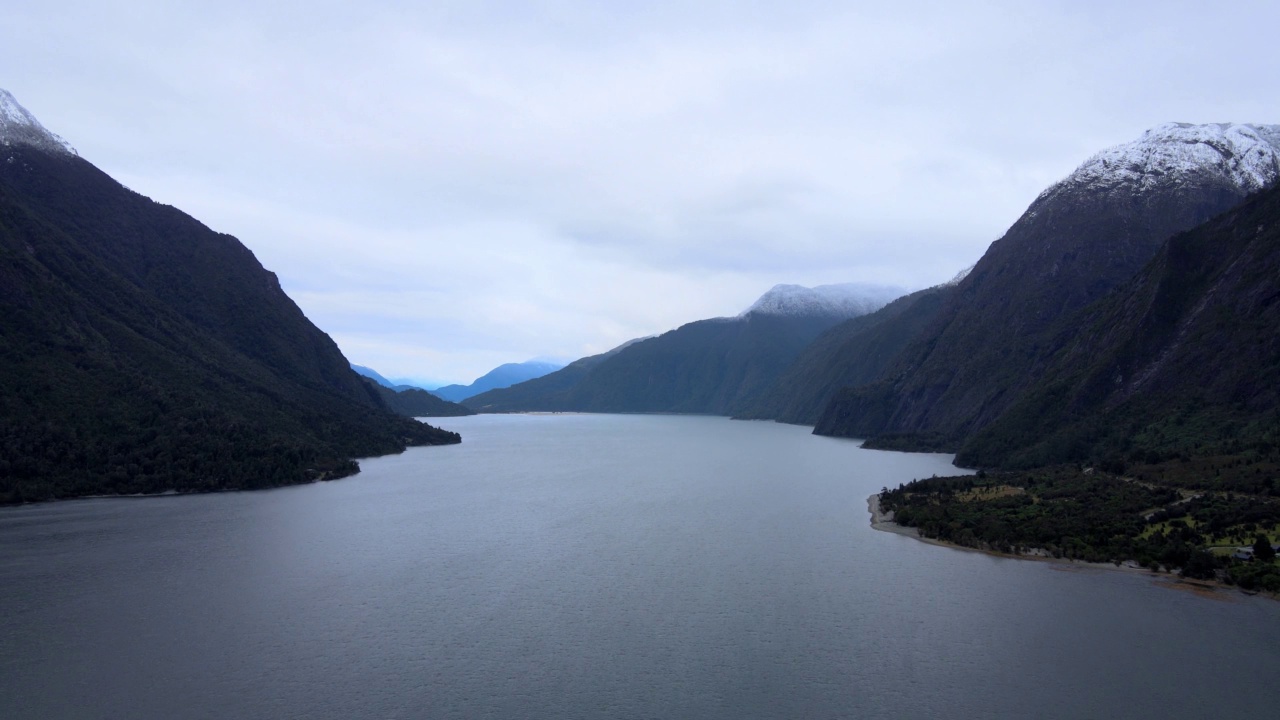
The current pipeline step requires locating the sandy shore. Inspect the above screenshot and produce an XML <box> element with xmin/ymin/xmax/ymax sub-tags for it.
<box><xmin>865</xmin><ymin>493</ymin><xmax>1256</xmax><ymax>601</ymax></box>
<box><xmin>867</xmin><ymin>493</ymin><xmax>918</xmax><ymax>537</ymax></box>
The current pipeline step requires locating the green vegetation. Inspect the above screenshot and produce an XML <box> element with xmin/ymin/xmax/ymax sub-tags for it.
<box><xmin>0</xmin><ymin>147</ymin><xmax>459</xmax><ymax>503</ymax></box>
<box><xmin>734</xmin><ymin>287</ymin><xmax>949</xmax><ymax>425</ymax></box>
<box><xmin>880</xmin><ymin>464</ymin><xmax>1280</xmax><ymax>592</ymax></box>
<box><xmin>468</xmin><ymin>312</ymin><xmax>850</xmax><ymax>415</ymax></box>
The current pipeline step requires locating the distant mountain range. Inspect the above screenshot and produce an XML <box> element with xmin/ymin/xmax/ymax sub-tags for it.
<box><xmin>351</xmin><ymin>364</ymin><xmax>399</xmax><ymax>388</ymax></box>
<box><xmin>7</xmin><ymin>80</ymin><xmax>1277</xmax><ymax>502</ymax></box>
<box><xmin>350</xmin><ymin>364</ymin><xmax>431</xmax><ymax>392</ymax></box>
<box><xmin>349</xmin><ymin>363</ymin><xmax>473</xmax><ymax>416</ymax></box>
<box><xmin>432</xmin><ymin>360</ymin><xmax>565</xmax><ymax>402</ymax></box>
<box><xmin>0</xmin><ymin>90</ymin><xmax>459</xmax><ymax>502</ymax></box>
<box><xmin>363</xmin><ymin>380</ymin><xmax>475</xmax><ymax>418</ymax></box>
<box><xmin>464</xmin><ymin>284</ymin><xmax>904</xmax><ymax>414</ymax></box>
<box><xmin>473</xmin><ymin>120</ymin><xmax>1280</xmax><ymax>477</ymax></box>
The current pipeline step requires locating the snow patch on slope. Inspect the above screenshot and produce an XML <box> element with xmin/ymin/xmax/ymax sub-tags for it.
<box><xmin>0</xmin><ymin>89</ymin><xmax>76</xmax><ymax>155</ymax></box>
<box><xmin>1052</xmin><ymin>122</ymin><xmax>1280</xmax><ymax>197</ymax></box>
<box><xmin>743</xmin><ymin>283</ymin><xmax>906</xmax><ymax>319</ymax></box>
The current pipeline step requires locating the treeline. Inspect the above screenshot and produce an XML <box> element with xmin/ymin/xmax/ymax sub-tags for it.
<box><xmin>0</xmin><ymin>346</ymin><xmax>460</xmax><ymax>502</ymax></box>
<box><xmin>880</xmin><ymin>466</ymin><xmax>1280</xmax><ymax>592</ymax></box>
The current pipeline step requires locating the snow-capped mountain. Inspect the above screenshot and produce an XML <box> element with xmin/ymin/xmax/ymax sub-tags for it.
<box><xmin>0</xmin><ymin>90</ymin><xmax>76</xmax><ymax>155</ymax></box>
<box><xmin>742</xmin><ymin>283</ymin><xmax>906</xmax><ymax>319</ymax></box>
<box><xmin>816</xmin><ymin>120</ymin><xmax>1280</xmax><ymax>446</ymax></box>
<box><xmin>1049</xmin><ymin>122</ymin><xmax>1280</xmax><ymax>196</ymax></box>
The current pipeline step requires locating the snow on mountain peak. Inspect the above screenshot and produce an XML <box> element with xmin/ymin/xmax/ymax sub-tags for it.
<box><xmin>743</xmin><ymin>283</ymin><xmax>906</xmax><ymax>319</ymax></box>
<box><xmin>0</xmin><ymin>89</ymin><xmax>76</xmax><ymax>155</ymax></box>
<box><xmin>1053</xmin><ymin>122</ymin><xmax>1280</xmax><ymax>197</ymax></box>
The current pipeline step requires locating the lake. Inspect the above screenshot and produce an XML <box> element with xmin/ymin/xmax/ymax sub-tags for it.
<box><xmin>2</xmin><ymin>414</ymin><xmax>1278</xmax><ymax>719</ymax></box>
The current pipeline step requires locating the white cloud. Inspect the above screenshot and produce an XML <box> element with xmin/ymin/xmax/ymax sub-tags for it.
<box><xmin>7</xmin><ymin>0</ymin><xmax>1280</xmax><ymax>382</ymax></box>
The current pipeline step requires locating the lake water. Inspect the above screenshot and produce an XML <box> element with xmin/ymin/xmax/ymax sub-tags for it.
<box><xmin>2</xmin><ymin>414</ymin><xmax>1278</xmax><ymax>719</ymax></box>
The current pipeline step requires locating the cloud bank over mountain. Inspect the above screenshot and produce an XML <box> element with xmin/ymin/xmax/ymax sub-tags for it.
<box><xmin>7</xmin><ymin>1</ymin><xmax>1280</xmax><ymax>382</ymax></box>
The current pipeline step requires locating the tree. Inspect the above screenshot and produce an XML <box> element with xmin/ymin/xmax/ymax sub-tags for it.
<box><xmin>1181</xmin><ymin>549</ymin><xmax>1217</xmax><ymax>580</ymax></box>
<box><xmin>1253</xmin><ymin>534</ymin><xmax>1276</xmax><ymax>562</ymax></box>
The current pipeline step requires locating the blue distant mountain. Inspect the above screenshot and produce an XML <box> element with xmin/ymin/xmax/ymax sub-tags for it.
<box><xmin>432</xmin><ymin>361</ymin><xmax>565</xmax><ymax>402</ymax></box>
<box><xmin>350</xmin><ymin>364</ymin><xmax>435</xmax><ymax>392</ymax></box>
<box><xmin>350</xmin><ymin>364</ymin><xmax>397</xmax><ymax>388</ymax></box>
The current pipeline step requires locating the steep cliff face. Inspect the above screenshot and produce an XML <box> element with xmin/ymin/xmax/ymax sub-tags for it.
<box><xmin>956</xmin><ymin>181</ymin><xmax>1280</xmax><ymax>468</ymax></box>
<box><xmin>816</xmin><ymin>123</ymin><xmax>1280</xmax><ymax>445</ymax></box>
<box><xmin>0</xmin><ymin>91</ymin><xmax>458</xmax><ymax>502</ymax></box>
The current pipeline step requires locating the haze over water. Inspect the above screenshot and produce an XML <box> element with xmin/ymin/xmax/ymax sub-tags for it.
<box><xmin>2</xmin><ymin>415</ymin><xmax>1278</xmax><ymax>719</ymax></box>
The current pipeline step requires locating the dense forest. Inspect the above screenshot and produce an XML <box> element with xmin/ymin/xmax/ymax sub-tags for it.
<box><xmin>868</xmin><ymin>182</ymin><xmax>1280</xmax><ymax>588</ymax></box>
<box><xmin>0</xmin><ymin>143</ymin><xmax>459</xmax><ymax>503</ymax></box>
<box><xmin>880</xmin><ymin>462</ymin><xmax>1280</xmax><ymax>592</ymax></box>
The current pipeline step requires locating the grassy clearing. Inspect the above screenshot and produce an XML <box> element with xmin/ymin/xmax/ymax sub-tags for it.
<box><xmin>956</xmin><ymin>485</ymin><xmax>1027</xmax><ymax>503</ymax></box>
<box><xmin>1140</xmin><ymin>515</ymin><xmax>1199</xmax><ymax>540</ymax></box>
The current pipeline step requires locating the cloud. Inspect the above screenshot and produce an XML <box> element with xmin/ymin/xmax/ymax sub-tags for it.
<box><xmin>7</xmin><ymin>0</ymin><xmax>1280</xmax><ymax>382</ymax></box>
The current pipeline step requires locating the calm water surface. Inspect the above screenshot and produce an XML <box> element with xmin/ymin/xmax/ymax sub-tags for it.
<box><xmin>2</xmin><ymin>414</ymin><xmax>1278</xmax><ymax>719</ymax></box>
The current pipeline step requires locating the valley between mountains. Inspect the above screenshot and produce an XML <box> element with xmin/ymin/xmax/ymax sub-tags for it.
<box><xmin>3</xmin><ymin>90</ymin><xmax>1279</xmax><ymax>587</ymax></box>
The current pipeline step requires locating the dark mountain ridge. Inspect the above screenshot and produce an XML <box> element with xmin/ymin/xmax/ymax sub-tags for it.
<box><xmin>816</xmin><ymin>123</ymin><xmax>1280</xmax><ymax>449</ymax></box>
<box><xmin>955</xmin><ymin>181</ymin><xmax>1280</xmax><ymax>469</ymax></box>
<box><xmin>0</xmin><ymin>94</ymin><xmax>458</xmax><ymax>502</ymax></box>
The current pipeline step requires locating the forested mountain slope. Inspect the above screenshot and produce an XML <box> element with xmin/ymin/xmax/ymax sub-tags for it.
<box><xmin>466</xmin><ymin>284</ymin><xmax>903</xmax><ymax>415</ymax></box>
<box><xmin>734</xmin><ymin>286</ymin><xmax>951</xmax><ymax>425</ymax></box>
<box><xmin>956</xmin><ymin>181</ymin><xmax>1280</xmax><ymax>469</ymax></box>
<box><xmin>0</xmin><ymin>92</ymin><xmax>458</xmax><ymax>502</ymax></box>
<box><xmin>816</xmin><ymin>123</ymin><xmax>1280</xmax><ymax>448</ymax></box>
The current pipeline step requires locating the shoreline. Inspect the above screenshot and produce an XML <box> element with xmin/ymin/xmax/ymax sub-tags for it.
<box><xmin>866</xmin><ymin>493</ymin><xmax>1260</xmax><ymax>601</ymax></box>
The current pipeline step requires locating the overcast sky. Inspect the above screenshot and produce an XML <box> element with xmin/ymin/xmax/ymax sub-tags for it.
<box><xmin>8</xmin><ymin>1</ymin><xmax>1280</xmax><ymax>385</ymax></box>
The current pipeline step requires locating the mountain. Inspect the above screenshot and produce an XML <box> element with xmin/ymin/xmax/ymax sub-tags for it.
<box><xmin>0</xmin><ymin>90</ymin><xmax>459</xmax><ymax>503</ymax></box>
<box><xmin>432</xmin><ymin>360</ymin><xmax>565</xmax><ymax>402</ymax></box>
<box><xmin>363</xmin><ymin>380</ymin><xmax>475</xmax><ymax>418</ymax></box>
<box><xmin>353</xmin><ymin>363</ymin><xmax>450</xmax><ymax>394</ymax></box>
<box><xmin>742</xmin><ymin>282</ymin><xmax>906</xmax><ymax>319</ymax></box>
<box><xmin>0</xmin><ymin>90</ymin><xmax>75</xmax><ymax>154</ymax></box>
<box><xmin>351</xmin><ymin>363</ymin><xmax>397</xmax><ymax>388</ymax></box>
<box><xmin>461</xmin><ymin>340</ymin><xmax>644</xmax><ymax>411</ymax></box>
<box><xmin>386</xmin><ymin>377</ymin><xmax>437</xmax><ymax>391</ymax></box>
<box><xmin>956</xmin><ymin>180</ymin><xmax>1280</xmax><ymax>469</ymax></box>
<box><xmin>465</xmin><ymin>284</ymin><xmax>904</xmax><ymax>414</ymax></box>
<box><xmin>734</xmin><ymin>285</ymin><xmax>952</xmax><ymax>425</ymax></box>
<box><xmin>815</xmin><ymin>122</ymin><xmax>1280</xmax><ymax>448</ymax></box>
